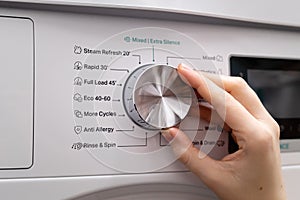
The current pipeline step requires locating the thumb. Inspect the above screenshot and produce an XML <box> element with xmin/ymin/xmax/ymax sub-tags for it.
<box><xmin>162</xmin><ymin>127</ymin><xmax>223</xmax><ymax>187</ymax></box>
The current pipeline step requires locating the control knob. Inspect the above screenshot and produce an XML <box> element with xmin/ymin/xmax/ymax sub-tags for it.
<box><xmin>123</xmin><ymin>64</ymin><xmax>193</xmax><ymax>129</ymax></box>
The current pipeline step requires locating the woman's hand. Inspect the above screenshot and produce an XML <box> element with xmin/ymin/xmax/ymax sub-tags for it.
<box><xmin>162</xmin><ymin>64</ymin><xmax>286</xmax><ymax>200</ymax></box>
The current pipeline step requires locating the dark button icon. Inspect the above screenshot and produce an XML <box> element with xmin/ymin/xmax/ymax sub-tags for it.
<box><xmin>74</xmin><ymin>45</ymin><xmax>82</xmax><ymax>54</ymax></box>
<box><xmin>74</xmin><ymin>125</ymin><xmax>82</xmax><ymax>134</ymax></box>
<box><xmin>73</xmin><ymin>93</ymin><xmax>83</xmax><ymax>102</ymax></box>
<box><xmin>74</xmin><ymin>110</ymin><xmax>83</xmax><ymax>118</ymax></box>
<box><xmin>71</xmin><ymin>142</ymin><xmax>83</xmax><ymax>150</ymax></box>
<box><xmin>74</xmin><ymin>61</ymin><xmax>83</xmax><ymax>70</ymax></box>
<box><xmin>124</xmin><ymin>36</ymin><xmax>131</xmax><ymax>43</ymax></box>
<box><xmin>74</xmin><ymin>77</ymin><xmax>83</xmax><ymax>86</ymax></box>
<box><xmin>217</xmin><ymin>140</ymin><xmax>225</xmax><ymax>147</ymax></box>
<box><xmin>216</xmin><ymin>55</ymin><xmax>223</xmax><ymax>62</ymax></box>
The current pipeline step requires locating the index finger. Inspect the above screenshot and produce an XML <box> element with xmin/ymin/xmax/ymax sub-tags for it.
<box><xmin>178</xmin><ymin>64</ymin><xmax>257</xmax><ymax>132</ymax></box>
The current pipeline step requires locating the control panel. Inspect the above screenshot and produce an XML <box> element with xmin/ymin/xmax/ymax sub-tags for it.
<box><xmin>71</xmin><ymin>27</ymin><xmax>227</xmax><ymax>173</ymax></box>
<box><xmin>0</xmin><ymin>8</ymin><xmax>299</xmax><ymax>180</ymax></box>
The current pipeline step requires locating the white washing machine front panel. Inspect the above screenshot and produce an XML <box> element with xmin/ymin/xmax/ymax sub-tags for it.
<box><xmin>0</xmin><ymin>2</ymin><xmax>299</xmax><ymax>199</ymax></box>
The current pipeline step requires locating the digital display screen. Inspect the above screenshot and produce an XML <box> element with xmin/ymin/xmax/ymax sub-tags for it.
<box><xmin>230</xmin><ymin>56</ymin><xmax>300</xmax><ymax>140</ymax></box>
<box><xmin>248</xmin><ymin>69</ymin><xmax>300</xmax><ymax>118</ymax></box>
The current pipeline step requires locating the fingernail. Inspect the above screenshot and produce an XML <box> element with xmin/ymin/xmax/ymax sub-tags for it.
<box><xmin>178</xmin><ymin>63</ymin><xmax>193</xmax><ymax>71</ymax></box>
<box><xmin>161</xmin><ymin>129</ymin><xmax>174</xmax><ymax>142</ymax></box>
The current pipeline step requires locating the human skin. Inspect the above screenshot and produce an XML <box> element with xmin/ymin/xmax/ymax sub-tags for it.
<box><xmin>162</xmin><ymin>64</ymin><xmax>286</xmax><ymax>200</ymax></box>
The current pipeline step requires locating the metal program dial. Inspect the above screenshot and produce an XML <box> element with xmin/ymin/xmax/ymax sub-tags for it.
<box><xmin>123</xmin><ymin>64</ymin><xmax>193</xmax><ymax>130</ymax></box>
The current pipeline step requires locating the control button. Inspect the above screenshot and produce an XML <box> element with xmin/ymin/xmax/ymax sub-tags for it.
<box><xmin>123</xmin><ymin>64</ymin><xmax>193</xmax><ymax>129</ymax></box>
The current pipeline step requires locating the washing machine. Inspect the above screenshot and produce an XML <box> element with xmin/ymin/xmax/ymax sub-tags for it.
<box><xmin>0</xmin><ymin>1</ymin><xmax>300</xmax><ymax>199</ymax></box>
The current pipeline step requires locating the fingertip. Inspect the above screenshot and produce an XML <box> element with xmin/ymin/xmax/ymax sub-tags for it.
<box><xmin>177</xmin><ymin>63</ymin><xmax>204</xmax><ymax>88</ymax></box>
<box><xmin>177</xmin><ymin>63</ymin><xmax>193</xmax><ymax>73</ymax></box>
<box><xmin>168</xmin><ymin>127</ymin><xmax>180</xmax><ymax>137</ymax></box>
<box><xmin>176</xmin><ymin>64</ymin><xmax>194</xmax><ymax>88</ymax></box>
<box><xmin>161</xmin><ymin>129</ymin><xmax>173</xmax><ymax>142</ymax></box>
<box><xmin>177</xmin><ymin>63</ymin><xmax>184</xmax><ymax>69</ymax></box>
<box><xmin>161</xmin><ymin>127</ymin><xmax>181</xmax><ymax>142</ymax></box>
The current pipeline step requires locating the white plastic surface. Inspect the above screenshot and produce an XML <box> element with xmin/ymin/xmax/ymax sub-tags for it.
<box><xmin>0</xmin><ymin>172</ymin><xmax>217</xmax><ymax>200</ymax></box>
<box><xmin>0</xmin><ymin>17</ymin><xmax>34</xmax><ymax>169</ymax></box>
<box><xmin>4</xmin><ymin>0</ymin><xmax>300</xmax><ymax>27</ymax></box>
